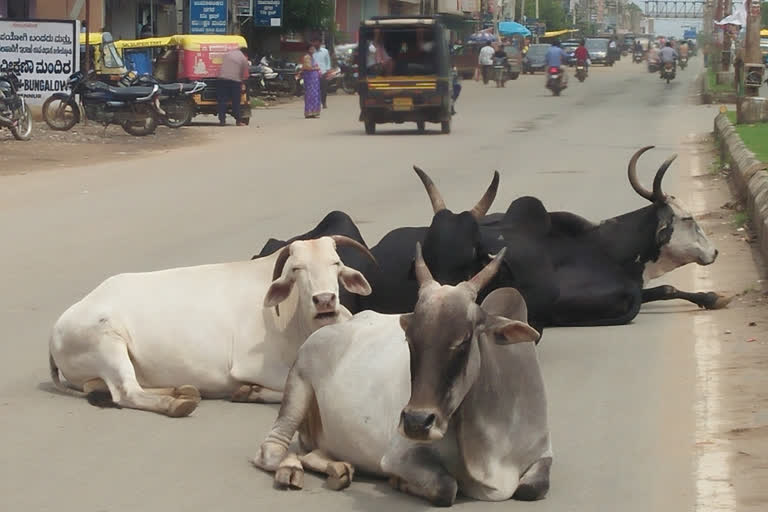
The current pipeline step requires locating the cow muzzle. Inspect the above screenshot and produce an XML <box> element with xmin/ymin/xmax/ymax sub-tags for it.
<box><xmin>312</xmin><ymin>292</ymin><xmax>338</xmax><ymax>318</ymax></box>
<box><xmin>399</xmin><ymin>408</ymin><xmax>443</xmax><ymax>441</ymax></box>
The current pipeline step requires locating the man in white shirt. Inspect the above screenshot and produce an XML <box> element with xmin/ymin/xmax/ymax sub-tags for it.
<box><xmin>478</xmin><ymin>42</ymin><xmax>494</xmax><ymax>85</ymax></box>
<box><xmin>312</xmin><ymin>38</ymin><xmax>332</xmax><ymax>108</ymax></box>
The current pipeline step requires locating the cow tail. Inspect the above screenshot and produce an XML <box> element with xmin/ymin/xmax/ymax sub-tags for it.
<box><xmin>49</xmin><ymin>351</ymin><xmax>86</xmax><ymax>397</ymax></box>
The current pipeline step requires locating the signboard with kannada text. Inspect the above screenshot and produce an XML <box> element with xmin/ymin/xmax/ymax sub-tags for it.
<box><xmin>190</xmin><ymin>0</ymin><xmax>228</xmax><ymax>34</ymax></box>
<box><xmin>253</xmin><ymin>0</ymin><xmax>284</xmax><ymax>27</ymax></box>
<box><xmin>0</xmin><ymin>19</ymin><xmax>79</xmax><ymax>105</ymax></box>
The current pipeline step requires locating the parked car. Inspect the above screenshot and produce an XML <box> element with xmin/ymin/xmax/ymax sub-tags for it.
<box><xmin>562</xmin><ymin>40</ymin><xmax>579</xmax><ymax>66</ymax></box>
<box><xmin>586</xmin><ymin>38</ymin><xmax>612</xmax><ymax>66</ymax></box>
<box><xmin>523</xmin><ymin>44</ymin><xmax>550</xmax><ymax>74</ymax></box>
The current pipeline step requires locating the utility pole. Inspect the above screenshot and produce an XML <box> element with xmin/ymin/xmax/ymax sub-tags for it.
<box><xmin>721</xmin><ymin>0</ymin><xmax>732</xmax><ymax>71</ymax></box>
<box><xmin>743</xmin><ymin>0</ymin><xmax>764</xmax><ymax>97</ymax></box>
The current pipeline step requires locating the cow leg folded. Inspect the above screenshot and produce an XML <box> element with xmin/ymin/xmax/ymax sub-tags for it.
<box><xmin>97</xmin><ymin>340</ymin><xmax>198</xmax><ymax>417</ymax></box>
<box><xmin>642</xmin><ymin>285</ymin><xmax>733</xmax><ymax>310</ymax></box>
<box><xmin>381</xmin><ymin>444</ymin><xmax>458</xmax><ymax>507</ymax></box>
<box><xmin>299</xmin><ymin>450</ymin><xmax>355</xmax><ymax>490</ymax></box>
<box><xmin>513</xmin><ymin>456</ymin><xmax>552</xmax><ymax>501</ymax></box>
<box><xmin>231</xmin><ymin>384</ymin><xmax>283</xmax><ymax>403</ymax></box>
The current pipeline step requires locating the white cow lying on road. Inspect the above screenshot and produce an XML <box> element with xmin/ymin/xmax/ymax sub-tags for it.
<box><xmin>254</xmin><ymin>244</ymin><xmax>551</xmax><ymax>506</ymax></box>
<box><xmin>48</xmin><ymin>236</ymin><xmax>375</xmax><ymax>417</ymax></box>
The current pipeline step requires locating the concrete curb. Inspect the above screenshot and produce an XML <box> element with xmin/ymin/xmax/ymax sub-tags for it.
<box><xmin>701</xmin><ymin>71</ymin><xmax>738</xmax><ymax>104</ymax></box>
<box><xmin>715</xmin><ymin>112</ymin><xmax>768</xmax><ymax>257</ymax></box>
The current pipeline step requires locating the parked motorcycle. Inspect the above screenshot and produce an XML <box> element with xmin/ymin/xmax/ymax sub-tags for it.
<box><xmin>575</xmin><ymin>61</ymin><xmax>588</xmax><ymax>82</ymax></box>
<box><xmin>119</xmin><ymin>71</ymin><xmax>205</xmax><ymax>128</ymax></box>
<box><xmin>339</xmin><ymin>61</ymin><xmax>358</xmax><ymax>94</ymax></box>
<box><xmin>0</xmin><ymin>71</ymin><xmax>32</xmax><ymax>141</ymax></box>
<box><xmin>324</xmin><ymin>66</ymin><xmax>342</xmax><ymax>94</ymax></box>
<box><xmin>42</xmin><ymin>71</ymin><xmax>160</xmax><ymax>136</ymax></box>
<box><xmin>661</xmin><ymin>61</ymin><xmax>676</xmax><ymax>84</ymax></box>
<box><xmin>546</xmin><ymin>66</ymin><xmax>565</xmax><ymax>96</ymax></box>
<box><xmin>633</xmin><ymin>50</ymin><xmax>643</xmax><ymax>63</ymax></box>
<box><xmin>679</xmin><ymin>55</ymin><xmax>688</xmax><ymax>70</ymax></box>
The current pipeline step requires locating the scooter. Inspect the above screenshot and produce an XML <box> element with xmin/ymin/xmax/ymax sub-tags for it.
<box><xmin>340</xmin><ymin>61</ymin><xmax>358</xmax><ymax>94</ymax></box>
<box><xmin>575</xmin><ymin>61</ymin><xmax>588</xmax><ymax>82</ymax></box>
<box><xmin>493</xmin><ymin>56</ymin><xmax>507</xmax><ymax>88</ymax></box>
<box><xmin>0</xmin><ymin>71</ymin><xmax>32</xmax><ymax>140</ymax></box>
<box><xmin>679</xmin><ymin>55</ymin><xmax>688</xmax><ymax>70</ymax></box>
<box><xmin>633</xmin><ymin>50</ymin><xmax>643</xmax><ymax>63</ymax></box>
<box><xmin>546</xmin><ymin>66</ymin><xmax>565</xmax><ymax>96</ymax></box>
<box><xmin>661</xmin><ymin>61</ymin><xmax>676</xmax><ymax>84</ymax></box>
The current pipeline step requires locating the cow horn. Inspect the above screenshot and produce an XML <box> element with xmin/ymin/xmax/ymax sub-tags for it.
<box><xmin>270</xmin><ymin>245</ymin><xmax>292</xmax><ymax>317</ymax></box>
<box><xmin>413</xmin><ymin>166</ymin><xmax>446</xmax><ymax>214</ymax></box>
<box><xmin>627</xmin><ymin>146</ymin><xmax>655</xmax><ymax>202</ymax></box>
<box><xmin>413</xmin><ymin>242</ymin><xmax>435</xmax><ymax>288</ymax></box>
<box><xmin>469</xmin><ymin>171</ymin><xmax>500</xmax><ymax>220</ymax></box>
<box><xmin>330</xmin><ymin>235</ymin><xmax>378</xmax><ymax>267</ymax></box>
<box><xmin>467</xmin><ymin>248</ymin><xmax>507</xmax><ymax>295</ymax></box>
<box><xmin>652</xmin><ymin>154</ymin><xmax>677</xmax><ymax>202</ymax></box>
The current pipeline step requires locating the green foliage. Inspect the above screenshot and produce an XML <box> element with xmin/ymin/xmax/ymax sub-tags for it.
<box><xmin>516</xmin><ymin>0</ymin><xmax>568</xmax><ymax>32</ymax></box>
<box><xmin>282</xmin><ymin>0</ymin><xmax>335</xmax><ymax>32</ymax></box>
<box><xmin>762</xmin><ymin>2</ymin><xmax>768</xmax><ymax>27</ymax></box>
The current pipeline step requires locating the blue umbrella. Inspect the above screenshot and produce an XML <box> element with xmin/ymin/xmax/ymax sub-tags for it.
<box><xmin>498</xmin><ymin>21</ymin><xmax>531</xmax><ymax>37</ymax></box>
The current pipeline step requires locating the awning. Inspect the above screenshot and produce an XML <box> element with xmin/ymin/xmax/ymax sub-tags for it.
<box><xmin>543</xmin><ymin>29</ymin><xmax>579</xmax><ymax>38</ymax></box>
<box><xmin>762</xmin><ymin>28</ymin><xmax>768</xmax><ymax>37</ymax></box>
<box><xmin>498</xmin><ymin>21</ymin><xmax>531</xmax><ymax>37</ymax></box>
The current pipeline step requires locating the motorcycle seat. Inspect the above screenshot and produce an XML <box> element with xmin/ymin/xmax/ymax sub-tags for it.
<box><xmin>158</xmin><ymin>83</ymin><xmax>202</xmax><ymax>94</ymax></box>
<box><xmin>102</xmin><ymin>85</ymin><xmax>157</xmax><ymax>100</ymax></box>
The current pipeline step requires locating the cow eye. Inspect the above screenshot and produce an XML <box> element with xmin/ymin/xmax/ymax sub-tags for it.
<box><xmin>681</xmin><ymin>217</ymin><xmax>693</xmax><ymax>221</ymax></box>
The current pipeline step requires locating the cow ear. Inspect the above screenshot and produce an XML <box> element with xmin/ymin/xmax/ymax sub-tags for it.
<box><xmin>264</xmin><ymin>276</ymin><xmax>295</xmax><ymax>307</ymax></box>
<box><xmin>399</xmin><ymin>313</ymin><xmax>414</xmax><ymax>332</ymax></box>
<box><xmin>486</xmin><ymin>316</ymin><xmax>539</xmax><ymax>345</ymax></box>
<box><xmin>339</xmin><ymin>266</ymin><xmax>372</xmax><ymax>296</ymax></box>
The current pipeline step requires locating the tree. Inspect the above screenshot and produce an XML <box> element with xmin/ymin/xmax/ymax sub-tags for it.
<box><xmin>516</xmin><ymin>0</ymin><xmax>568</xmax><ymax>31</ymax></box>
<box><xmin>762</xmin><ymin>2</ymin><xmax>767</xmax><ymax>27</ymax></box>
<box><xmin>282</xmin><ymin>0</ymin><xmax>335</xmax><ymax>32</ymax></box>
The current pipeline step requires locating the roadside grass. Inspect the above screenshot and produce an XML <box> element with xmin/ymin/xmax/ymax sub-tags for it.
<box><xmin>726</xmin><ymin>111</ymin><xmax>768</xmax><ymax>163</ymax></box>
<box><xmin>708</xmin><ymin>68</ymin><xmax>736</xmax><ymax>93</ymax></box>
<box><xmin>250</xmin><ymin>97</ymin><xmax>267</xmax><ymax>108</ymax></box>
<box><xmin>733</xmin><ymin>210</ymin><xmax>750</xmax><ymax>229</ymax></box>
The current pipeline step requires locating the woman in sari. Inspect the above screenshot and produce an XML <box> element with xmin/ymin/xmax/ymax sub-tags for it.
<box><xmin>302</xmin><ymin>45</ymin><xmax>322</xmax><ymax>118</ymax></box>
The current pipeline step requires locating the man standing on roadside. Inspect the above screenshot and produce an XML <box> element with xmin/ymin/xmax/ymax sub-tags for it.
<box><xmin>312</xmin><ymin>38</ymin><xmax>331</xmax><ymax>109</ymax></box>
<box><xmin>217</xmin><ymin>46</ymin><xmax>250</xmax><ymax>126</ymax></box>
<box><xmin>478</xmin><ymin>41</ymin><xmax>494</xmax><ymax>85</ymax></box>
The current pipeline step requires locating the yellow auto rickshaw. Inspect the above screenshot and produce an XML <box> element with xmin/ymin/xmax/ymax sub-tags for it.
<box><xmin>168</xmin><ymin>34</ymin><xmax>251</xmax><ymax>124</ymax></box>
<box><xmin>114</xmin><ymin>37</ymin><xmax>173</xmax><ymax>78</ymax></box>
<box><xmin>79</xmin><ymin>32</ymin><xmax>127</xmax><ymax>83</ymax></box>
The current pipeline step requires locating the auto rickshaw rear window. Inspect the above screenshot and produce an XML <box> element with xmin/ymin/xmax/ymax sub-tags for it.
<box><xmin>361</xmin><ymin>27</ymin><xmax>438</xmax><ymax>77</ymax></box>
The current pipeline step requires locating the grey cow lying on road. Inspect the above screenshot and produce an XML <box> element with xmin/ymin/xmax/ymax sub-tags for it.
<box><xmin>254</xmin><ymin>244</ymin><xmax>550</xmax><ymax>506</ymax></box>
<box><xmin>48</xmin><ymin>236</ymin><xmax>375</xmax><ymax>417</ymax></box>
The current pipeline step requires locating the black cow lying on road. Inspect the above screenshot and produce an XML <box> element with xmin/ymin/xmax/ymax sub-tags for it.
<box><xmin>254</xmin><ymin>146</ymin><xmax>730</xmax><ymax>334</ymax></box>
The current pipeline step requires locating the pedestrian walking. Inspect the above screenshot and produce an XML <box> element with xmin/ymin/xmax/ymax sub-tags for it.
<box><xmin>312</xmin><ymin>38</ymin><xmax>331</xmax><ymax>109</ymax></box>
<box><xmin>302</xmin><ymin>45</ymin><xmax>322</xmax><ymax>119</ymax></box>
<box><xmin>216</xmin><ymin>46</ymin><xmax>249</xmax><ymax>126</ymax></box>
<box><xmin>478</xmin><ymin>42</ymin><xmax>494</xmax><ymax>85</ymax></box>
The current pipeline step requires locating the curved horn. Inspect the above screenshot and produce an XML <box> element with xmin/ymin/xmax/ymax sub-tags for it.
<box><xmin>413</xmin><ymin>242</ymin><xmax>435</xmax><ymax>288</ymax></box>
<box><xmin>413</xmin><ymin>165</ymin><xmax>446</xmax><ymax>214</ymax></box>
<box><xmin>652</xmin><ymin>154</ymin><xmax>677</xmax><ymax>202</ymax></box>
<box><xmin>469</xmin><ymin>170</ymin><xmax>500</xmax><ymax>220</ymax></box>
<box><xmin>270</xmin><ymin>245</ymin><xmax>292</xmax><ymax>317</ymax></box>
<box><xmin>467</xmin><ymin>248</ymin><xmax>507</xmax><ymax>295</ymax></box>
<box><xmin>627</xmin><ymin>146</ymin><xmax>655</xmax><ymax>202</ymax></box>
<box><xmin>330</xmin><ymin>235</ymin><xmax>378</xmax><ymax>267</ymax></box>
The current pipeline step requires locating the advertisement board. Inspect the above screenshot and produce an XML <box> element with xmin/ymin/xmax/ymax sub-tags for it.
<box><xmin>253</xmin><ymin>0</ymin><xmax>283</xmax><ymax>27</ymax></box>
<box><xmin>190</xmin><ymin>0</ymin><xmax>228</xmax><ymax>34</ymax></box>
<box><xmin>0</xmin><ymin>19</ymin><xmax>79</xmax><ymax>105</ymax></box>
<box><xmin>178</xmin><ymin>41</ymin><xmax>243</xmax><ymax>80</ymax></box>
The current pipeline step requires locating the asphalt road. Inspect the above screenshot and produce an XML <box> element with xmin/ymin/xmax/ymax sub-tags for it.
<box><xmin>0</xmin><ymin>57</ymin><xmax>728</xmax><ymax>511</ymax></box>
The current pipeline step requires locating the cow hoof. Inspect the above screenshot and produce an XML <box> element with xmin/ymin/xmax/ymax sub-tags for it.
<box><xmin>275</xmin><ymin>466</ymin><xmax>304</xmax><ymax>490</ymax></box>
<box><xmin>175</xmin><ymin>385</ymin><xmax>202</xmax><ymax>404</ymax></box>
<box><xmin>326</xmin><ymin>462</ymin><xmax>354</xmax><ymax>490</ymax></box>
<box><xmin>232</xmin><ymin>384</ymin><xmax>254</xmax><ymax>402</ymax></box>
<box><xmin>168</xmin><ymin>398</ymin><xmax>198</xmax><ymax>417</ymax></box>
<box><xmin>252</xmin><ymin>442</ymin><xmax>287</xmax><ymax>472</ymax></box>
<box><xmin>706</xmin><ymin>293</ymin><xmax>734</xmax><ymax>310</ymax></box>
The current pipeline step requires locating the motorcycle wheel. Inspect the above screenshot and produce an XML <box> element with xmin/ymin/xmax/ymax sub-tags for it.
<box><xmin>42</xmin><ymin>95</ymin><xmax>79</xmax><ymax>131</ymax></box>
<box><xmin>578</xmin><ymin>75</ymin><xmax>585</xmax><ymax>82</ymax></box>
<box><xmin>122</xmin><ymin>111</ymin><xmax>158</xmax><ymax>136</ymax></box>
<box><xmin>10</xmin><ymin>100</ymin><xmax>32</xmax><ymax>141</ymax></box>
<box><xmin>161</xmin><ymin>97</ymin><xmax>194</xmax><ymax>129</ymax></box>
<box><xmin>441</xmin><ymin>119</ymin><xmax>451</xmax><ymax>134</ymax></box>
<box><xmin>342</xmin><ymin>76</ymin><xmax>357</xmax><ymax>94</ymax></box>
<box><xmin>364</xmin><ymin>120</ymin><xmax>376</xmax><ymax>135</ymax></box>
<box><xmin>509</xmin><ymin>72</ymin><xmax>520</xmax><ymax>80</ymax></box>
<box><xmin>666</xmin><ymin>77</ymin><xmax>671</xmax><ymax>84</ymax></box>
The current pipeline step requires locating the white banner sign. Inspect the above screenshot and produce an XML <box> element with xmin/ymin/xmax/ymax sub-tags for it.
<box><xmin>0</xmin><ymin>19</ymin><xmax>80</xmax><ymax>105</ymax></box>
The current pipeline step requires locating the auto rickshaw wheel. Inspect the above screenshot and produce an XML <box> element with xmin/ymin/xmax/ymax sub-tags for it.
<box><xmin>416</xmin><ymin>121</ymin><xmax>425</xmax><ymax>133</ymax></box>
<box><xmin>364</xmin><ymin>120</ymin><xmax>376</xmax><ymax>135</ymax></box>
<box><xmin>240</xmin><ymin>117</ymin><xmax>250</xmax><ymax>126</ymax></box>
<box><xmin>510</xmin><ymin>72</ymin><xmax>520</xmax><ymax>80</ymax></box>
<box><xmin>441</xmin><ymin>119</ymin><xmax>451</xmax><ymax>134</ymax></box>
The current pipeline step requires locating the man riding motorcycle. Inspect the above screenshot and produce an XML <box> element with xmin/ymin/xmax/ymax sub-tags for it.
<box><xmin>574</xmin><ymin>39</ymin><xmax>590</xmax><ymax>72</ymax></box>
<box><xmin>545</xmin><ymin>40</ymin><xmax>569</xmax><ymax>86</ymax></box>
<box><xmin>659</xmin><ymin>41</ymin><xmax>678</xmax><ymax>78</ymax></box>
